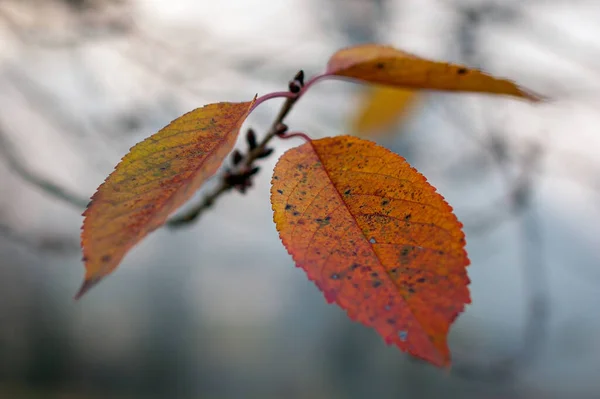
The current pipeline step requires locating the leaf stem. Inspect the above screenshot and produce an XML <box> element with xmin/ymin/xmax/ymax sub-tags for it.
<box><xmin>250</xmin><ymin>91</ymin><xmax>296</xmax><ymax>112</ymax></box>
<box><xmin>278</xmin><ymin>131</ymin><xmax>312</xmax><ymax>143</ymax></box>
<box><xmin>167</xmin><ymin>71</ymin><xmax>313</xmax><ymax>228</ymax></box>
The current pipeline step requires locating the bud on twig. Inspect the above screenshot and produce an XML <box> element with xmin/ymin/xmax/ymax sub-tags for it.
<box><xmin>246</xmin><ymin>128</ymin><xmax>257</xmax><ymax>150</ymax></box>
<box><xmin>231</xmin><ymin>149</ymin><xmax>243</xmax><ymax>165</ymax></box>
<box><xmin>248</xmin><ymin>166</ymin><xmax>260</xmax><ymax>176</ymax></box>
<box><xmin>256</xmin><ymin>147</ymin><xmax>274</xmax><ymax>159</ymax></box>
<box><xmin>288</xmin><ymin>80</ymin><xmax>301</xmax><ymax>93</ymax></box>
<box><xmin>294</xmin><ymin>70</ymin><xmax>305</xmax><ymax>86</ymax></box>
<box><xmin>274</xmin><ymin>123</ymin><xmax>288</xmax><ymax>136</ymax></box>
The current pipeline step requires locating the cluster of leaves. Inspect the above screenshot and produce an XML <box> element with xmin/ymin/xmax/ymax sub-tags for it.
<box><xmin>77</xmin><ymin>44</ymin><xmax>539</xmax><ymax>367</ymax></box>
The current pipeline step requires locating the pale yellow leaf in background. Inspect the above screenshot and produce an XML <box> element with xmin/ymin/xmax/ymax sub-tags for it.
<box><xmin>352</xmin><ymin>86</ymin><xmax>420</xmax><ymax>137</ymax></box>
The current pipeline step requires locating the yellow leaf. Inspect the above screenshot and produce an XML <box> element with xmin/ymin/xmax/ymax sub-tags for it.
<box><xmin>352</xmin><ymin>86</ymin><xmax>419</xmax><ymax>137</ymax></box>
<box><xmin>77</xmin><ymin>99</ymin><xmax>255</xmax><ymax>299</ymax></box>
<box><xmin>327</xmin><ymin>44</ymin><xmax>541</xmax><ymax>101</ymax></box>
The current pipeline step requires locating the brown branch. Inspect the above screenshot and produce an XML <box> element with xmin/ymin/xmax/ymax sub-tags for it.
<box><xmin>166</xmin><ymin>71</ymin><xmax>305</xmax><ymax>228</ymax></box>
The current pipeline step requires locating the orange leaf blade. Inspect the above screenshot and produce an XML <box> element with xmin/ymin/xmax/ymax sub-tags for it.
<box><xmin>271</xmin><ymin>136</ymin><xmax>470</xmax><ymax>367</ymax></box>
<box><xmin>78</xmin><ymin>99</ymin><xmax>255</xmax><ymax>298</ymax></box>
<box><xmin>327</xmin><ymin>44</ymin><xmax>541</xmax><ymax>101</ymax></box>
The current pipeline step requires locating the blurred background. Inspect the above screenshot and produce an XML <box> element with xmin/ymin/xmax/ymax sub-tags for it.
<box><xmin>1</xmin><ymin>0</ymin><xmax>599</xmax><ymax>398</ymax></box>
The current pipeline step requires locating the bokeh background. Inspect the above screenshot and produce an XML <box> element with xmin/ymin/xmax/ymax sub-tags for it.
<box><xmin>1</xmin><ymin>0</ymin><xmax>599</xmax><ymax>398</ymax></box>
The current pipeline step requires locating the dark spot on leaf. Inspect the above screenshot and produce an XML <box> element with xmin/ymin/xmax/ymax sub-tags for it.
<box><xmin>408</xmin><ymin>287</ymin><xmax>416</xmax><ymax>294</ymax></box>
<box><xmin>387</xmin><ymin>318</ymin><xmax>396</xmax><ymax>325</ymax></box>
<box><xmin>370</xmin><ymin>272</ymin><xmax>378</xmax><ymax>278</ymax></box>
<box><xmin>350</xmin><ymin>263</ymin><xmax>359</xmax><ymax>270</ymax></box>
<box><xmin>277</xmin><ymin>189</ymin><xmax>283</xmax><ymax>194</ymax></box>
<box><xmin>293</xmin><ymin>211</ymin><xmax>300</xmax><ymax>216</ymax></box>
<box><xmin>381</xmin><ymin>199</ymin><xmax>389</xmax><ymax>206</ymax></box>
<box><xmin>457</xmin><ymin>68</ymin><xmax>467</xmax><ymax>75</ymax></box>
<box><xmin>344</xmin><ymin>189</ymin><xmax>351</xmax><ymax>195</ymax></box>
<box><xmin>82</xmin><ymin>256</ymin><xmax>88</xmax><ymax>262</ymax></box>
<box><xmin>416</xmin><ymin>277</ymin><xmax>426</xmax><ymax>283</ymax></box>
<box><xmin>101</xmin><ymin>255</ymin><xmax>111</xmax><ymax>262</ymax></box>
<box><xmin>376</xmin><ymin>62</ymin><xmax>385</xmax><ymax>69</ymax></box>
<box><xmin>353</xmin><ymin>283</ymin><xmax>359</xmax><ymax>288</ymax></box>
<box><xmin>315</xmin><ymin>217</ymin><xmax>331</xmax><ymax>226</ymax></box>
<box><xmin>438</xmin><ymin>250</ymin><xmax>445</xmax><ymax>255</ymax></box>
<box><xmin>404</xmin><ymin>214</ymin><xmax>411</xmax><ymax>221</ymax></box>
<box><xmin>285</xmin><ymin>204</ymin><xmax>292</xmax><ymax>210</ymax></box>
<box><xmin>401</xmin><ymin>248</ymin><xmax>410</xmax><ymax>256</ymax></box>
<box><xmin>273</xmin><ymin>175</ymin><xmax>279</xmax><ymax>180</ymax></box>
<box><xmin>372</xmin><ymin>281</ymin><xmax>382</xmax><ymax>288</ymax></box>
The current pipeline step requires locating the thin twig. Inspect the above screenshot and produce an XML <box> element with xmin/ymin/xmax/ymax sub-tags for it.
<box><xmin>167</xmin><ymin>71</ymin><xmax>313</xmax><ymax>228</ymax></box>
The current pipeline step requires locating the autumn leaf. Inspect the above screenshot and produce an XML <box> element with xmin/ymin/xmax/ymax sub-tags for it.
<box><xmin>327</xmin><ymin>44</ymin><xmax>541</xmax><ymax>101</ymax></box>
<box><xmin>352</xmin><ymin>86</ymin><xmax>420</xmax><ymax>137</ymax></box>
<box><xmin>271</xmin><ymin>135</ymin><xmax>470</xmax><ymax>367</ymax></box>
<box><xmin>77</xmin><ymin>99</ymin><xmax>256</xmax><ymax>299</ymax></box>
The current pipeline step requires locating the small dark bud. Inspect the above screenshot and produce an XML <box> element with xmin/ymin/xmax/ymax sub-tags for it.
<box><xmin>246</xmin><ymin>128</ymin><xmax>257</xmax><ymax>150</ymax></box>
<box><xmin>288</xmin><ymin>80</ymin><xmax>301</xmax><ymax>93</ymax></box>
<box><xmin>248</xmin><ymin>166</ymin><xmax>260</xmax><ymax>176</ymax></box>
<box><xmin>231</xmin><ymin>149</ymin><xmax>243</xmax><ymax>165</ymax></box>
<box><xmin>224</xmin><ymin>170</ymin><xmax>243</xmax><ymax>186</ymax></box>
<box><xmin>257</xmin><ymin>147</ymin><xmax>274</xmax><ymax>159</ymax></box>
<box><xmin>236</xmin><ymin>183</ymin><xmax>248</xmax><ymax>194</ymax></box>
<box><xmin>274</xmin><ymin>123</ymin><xmax>288</xmax><ymax>136</ymax></box>
<box><xmin>294</xmin><ymin>70</ymin><xmax>305</xmax><ymax>86</ymax></box>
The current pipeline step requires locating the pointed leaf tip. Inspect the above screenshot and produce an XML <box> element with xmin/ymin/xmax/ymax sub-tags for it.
<box><xmin>74</xmin><ymin>277</ymin><xmax>101</xmax><ymax>300</ymax></box>
<box><xmin>80</xmin><ymin>99</ymin><xmax>255</xmax><ymax>294</ymax></box>
<box><xmin>326</xmin><ymin>44</ymin><xmax>542</xmax><ymax>101</ymax></box>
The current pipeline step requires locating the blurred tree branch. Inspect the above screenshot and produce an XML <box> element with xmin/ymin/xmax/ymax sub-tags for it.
<box><xmin>0</xmin><ymin>124</ymin><xmax>88</xmax><ymax>208</ymax></box>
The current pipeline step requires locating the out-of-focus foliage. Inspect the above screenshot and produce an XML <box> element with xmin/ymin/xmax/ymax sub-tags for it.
<box><xmin>351</xmin><ymin>86</ymin><xmax>419</xmax><ymax>137</ymax></box>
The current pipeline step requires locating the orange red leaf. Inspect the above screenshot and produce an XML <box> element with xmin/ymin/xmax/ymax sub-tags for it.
<box><xmin>327</xmin><ymin>44</ymin><xmax>541</xmax><ymax>101</ymax></box>
<box><xmin>78</xmin><ymin>99</ymin><xmax>255</xmax><ymax>298</ymax></box>
<box><xmin>271</xmin><ymin>135</ymin><xmax>470</xmax><ymax>367</ymax></box>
